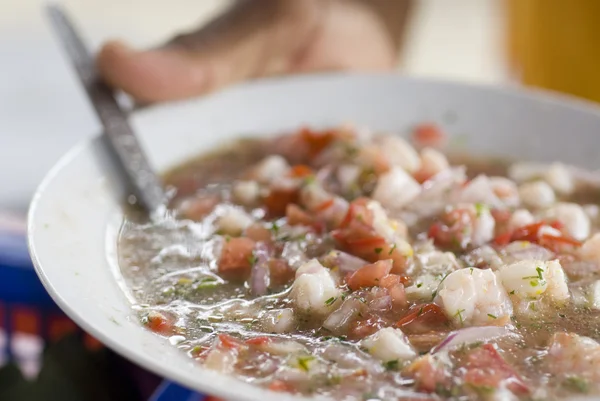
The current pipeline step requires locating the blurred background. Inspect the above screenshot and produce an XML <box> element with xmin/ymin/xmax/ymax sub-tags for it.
<box><xmin>0</xmin><ymin>0</ymin><xmax>598</xmax><ymax>400</ymax></box>
<box><xmin>0</xmin><ymin>0</ymin><xmax>508</xmax><ymax>211</ymax></box>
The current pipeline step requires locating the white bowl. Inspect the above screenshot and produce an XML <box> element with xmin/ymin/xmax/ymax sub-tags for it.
<box><xmin>27</xmin><ymin>74</ymin><xmax>600</xmax><ymax>401</ymax></box>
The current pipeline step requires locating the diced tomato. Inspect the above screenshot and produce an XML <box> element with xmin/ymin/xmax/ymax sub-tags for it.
<box><xmin>411</xmin><ymin>123</ymin><xmax>446</xmax><ymax>148</ymax></box>
<box><xmin>244</xmin><ymin>223</ymin><xmax>272</xmax><ymax>243</ymax></box>
<box><xmin>268</xmin><ymin>259</ymin><xmax>295</xmax><ymax>286</ymax></box>
<box><xmin>397</xmin><ymin>303</ymin><xmax>448</xmax><ymax>333</ymax></box>
<box><xmin>218</xmin><ymin>333</ymin><xmax>242</xmax><ymax>350</ymax></box>
<box><xmin>300</xmin><ymin>127</ymin><xmax>337</xmax><ymax>157</ymax></box>
<box><xmin>218</xmin><ymin>237</ymin><xmax>256</xmax><ymax>281</ymax></box>
<box><xmin>493</xmin><ymin>231</ymin><xmax>512</xmax><ymax>246</ymax></box>
<box><xmin>288</xmin><ymin>164</ymin><xmax>313</xmax><ymax>178</ymax></box>
<box><xmin>145</xmin><ymin>311</ymin><xmax>173</xmax><ymax>335</ymax></box>
<box><xmin>314</xmin><ymin>198</ymin><xmax>335</xmax><ymax>212</ymax></box>
<box><xmin>462</xmin><ymin>344</ymin><xmax>529</xmax><ymax>394</ymax></box>
<box><xmin>539</xmin><ymin>233</ymin><xmax>582</xmax><ymax>251</ymax></box>
<box><xmin>246</xmin><ymin>336</ymin><xmax>272</xmax><ymax>346</ymax></box>
<box><xmin>549</xmin><ymin>220</ymin><xmax>564</xmax><ymax>230</ymax></box>
<box><xmin>268</xmin><ymin>380</ymin><xmax>294</xmax><ymax>393</ymax></box>
<box><xmin>263</xmin><ymin>187</ymin><xmax>299</xmax><ymax>217</ymax></box>
<box><xmin>286</xmin><ymin>204</ymin><xmax>314</xmax><ymax>226</ymax></box>
<box><xmin>346</xmin><ymin>260</ymin><xmax>393</xmax><ymax>290</ymax></box>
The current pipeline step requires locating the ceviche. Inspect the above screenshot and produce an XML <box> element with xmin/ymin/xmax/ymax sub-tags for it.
<box><xmin>118</xmin><ymin>125</ymin><xmax>600</xmax><ymax>401</ymax></box>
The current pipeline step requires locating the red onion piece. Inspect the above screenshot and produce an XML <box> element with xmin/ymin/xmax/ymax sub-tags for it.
<box><xmin>321</xmin><ymin>251</ymin><xmax>369</xmax><ymax>273</ymax></box>
<box><xmin>502</xmin><ymin>241</ymin><xmax>554</xmax><ymax>262</ymax></box>
<box><xmin>368</xmin><ymin>294</ymin><xmax>392</xmax><ymax>312</ymax></box>
<box><xmin>323</xmin><ymin>298</ymin><xmax>365</xmax><ymax>333</ymax></box>
<box><xmin>250</xmin><ymin>244</ymin><xmax>270</xmax><ymax>296</ymax></box>
<box><xmin>431</xmin><ymin>326</ymin><xmax>513</xmax><ymax>354</ymax></box>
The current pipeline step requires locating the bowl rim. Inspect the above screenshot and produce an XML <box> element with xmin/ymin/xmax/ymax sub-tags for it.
<box><xmin>27</xmin><ymin>72</ymin><xmax>600</xmax><ymax>401</ymax></box>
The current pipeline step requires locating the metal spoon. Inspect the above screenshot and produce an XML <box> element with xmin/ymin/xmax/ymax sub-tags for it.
<box><xmin>45</xmin><ymin>4</ymin><xmax>166</xmax><ymax>216</ymax></box>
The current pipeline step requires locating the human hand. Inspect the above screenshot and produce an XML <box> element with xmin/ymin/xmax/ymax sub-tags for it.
<box><xmin>96</xmin><ymin>0</ymin><xmax>411</xmax><ymax>103</ymax></box>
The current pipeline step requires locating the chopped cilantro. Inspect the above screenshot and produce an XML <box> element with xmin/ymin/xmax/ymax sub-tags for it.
<box><xmin>536</xmin><ymin>266</ymin><xmax>544</xmax><ymax>280</ymax></box>
<box><xmin>431</xmin><ymin>272</ymin><xmax>450</xmax><ymax>300</ymax></box>
<box><xmin>487</xmin><ymin>313</ymin><xmax>497</xmax><ymax>319</ymax></box>
<box><xmin>563</xmin><ymin>376</ymin><xmax>589</xmax><ymax>393</ymax></box>
<box><xmin>195</xmin><ymin>277</ymin><xmax>219</xmax><ymax>290</ymax></box>
<box><xmin>509</xmin><ymin>290</ymin><xmax>516</xmax><ymax>295</ymax></box>
<box><xmin>383</xmin><ymin>360</ymin><xmax>399</xmax><ymax>371</ymax></box>
<box><xmin>324</xmin><ymin>297</ymin><xmax>337</xmax><ymax>306</ymax></box>
<box><xmin>416</xmin><ymin>283</ymin><xmax>423</xmax><ymax>288</ymax></box>
<box><xmin>469</xmin><ymin>267</ymin><xmax>474</xmax><ymax>275</ymax></box>
<box><xmin>374</xmin><ymin>247</ymin><xmax>383</xmax><ymax>254</ymax></box>
<box><xmin>247</xmin><ymin>252</ymin><xmax>258</xmax><ymax>266</ymax></box>
<box><xmin>474</xmin><ymin>203</ymin><xmax>488</xmax><ymax>217</ymax></box>
<box><xmin>388</xmin><ymin>243</ymin><xmax>397</xmax><ymax>255</ymax></box>
<box><xmin>297</xmin><ymin>356</ymin><xmax>315</xmax><ymax>372</ymax></box>
<box><xmin>269</xmin><ymin>221</ymin><xmax>280</xmax><ymax>236</ymax></box>
<box><xmin>454</xmin><ymin>308</ymin><xmax>466</xmax><ymax>324</ymax></box>
<box><xmin>417</xmin><ymin>307</ymin><xmax>424</xmax><ymax>317</ymax></box>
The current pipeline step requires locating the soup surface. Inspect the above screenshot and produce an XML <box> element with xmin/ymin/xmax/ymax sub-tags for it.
<box><xmin>118</xmin><ymin>125</ymin><xmax>600</xmax><ymax>401</ymax></box>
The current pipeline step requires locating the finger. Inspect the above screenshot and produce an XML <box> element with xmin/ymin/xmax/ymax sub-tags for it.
<box><xmin>97</xmin><ymin>0</ymin><xmax>324</xmax><ymax>103</ymax></box>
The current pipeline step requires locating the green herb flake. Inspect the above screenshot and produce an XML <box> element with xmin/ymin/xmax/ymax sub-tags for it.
<box><xmin>487</xmin><ymin>313</ymin><xmax>497</xmax><ymax>319</ymax></box>
<box><xmin>454</xmin><ymin>309</ymin><xmax>466</xmax><ymax>324</ymax></box>
<box><xmin>269</xmin><ymin>222</ymin><xmax>280</xmax><ymax>236</ymax></box>
<box><xmin>297</xmin><ymin>356</ymin><xmax>315</xmax><ymax>372</ymax></box>
<box><xmin>474</xmin><ymin>203</ymin><xmax>487</xmax><ymax>217</ymax></box>
<box><xmin>509</xmin><ymin>290</ymin><xmax>516</xmax><ymax>295</ymax></box>
<box><xmin>374</xmin><ymin>248</ymin><xmax>383</xmax><ymax>255</ymax></box>
<box><xmin>388</xmin><ymin>244</ymin><xmax>397</xmax><ymax>255</ymax></box>
<box><xmin>324</xmin><ymin>297</ymin><xmax>337</xmax><ymax>306</ymax></box>
<box><xmin>383</xmin><ymin>360</ymin><xmax>399</xmax><ymax>371</ymax></box>
<box><xmin>247</xmin><ymin>252</ymin><xmax>258</xmax><ymax>266</ymax></box>
<box><xmin>416</xmin><ymin>283</ymin><xmax>423</xmax><ymax>288</ymax></box>
<box><xmin>563</xmin><ymin>376</ymin><xmax>589</xmax><ymax>393</ymax></box>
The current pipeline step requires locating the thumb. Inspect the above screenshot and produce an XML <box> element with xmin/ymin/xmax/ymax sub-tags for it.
<box><xmin>96</xmin><ymin>1</ymin><xmax>324</xmax><ymax>103</ymax></box>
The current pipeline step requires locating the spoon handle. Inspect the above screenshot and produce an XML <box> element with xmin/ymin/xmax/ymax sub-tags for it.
<box><xmin>46</xmin><ymin>4</ymin><xmax>166</xmax><ymax>215</ymax></box>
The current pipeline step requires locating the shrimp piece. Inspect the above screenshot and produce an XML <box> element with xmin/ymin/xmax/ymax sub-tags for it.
<box><xmin>472</xmin><ymin>205</ymin><xmax>496</xmax><ymax>246</ymax></box>
<box><xmin>507</xmin><ymin>209</ymin><xmax>535</xmax><ymax>231</ymax></box>
<box><xmin>544</xmin><ymin>202</ymin><xmax>590</xmax><ymax>241</ymax></box>
<box><xmin>232</xmin><ymin>180</ymin><xmax>260</xmax><ymax>205</ymax></box>
<box><xmin>518</xmin><ymin>181</ymin><xmax>555</xmax><ymax>209</ymax></box>
<box><xmin>261</xmin><ymin>308</ymin><xmax>295</xmax><ymax>333</ymax></box>
<box><xmin>429</xmin><ymin>204</ymin><xmax>495</xmax><ymax>249</ymax></box>
<box><xmin>489</xmin><ymin>176</ymin><xmax>520</xmax><ymax>208</ymax></box>
<box><xmin>367</xmin><ymin>200</ymin><xmax>408</xmax><ymax>239</ymax></box>
<box><xmin>544</xmin><ymin>163</ymin><xmax>574</xmax><ymax>195</ymax></box>
<box><xmin>361</xmin><ymin>327</ymin><xmax>416</xmax><ymax>363</ymax></box>
<box><xmin>372</xmin><ymin>166</ymin><xmax>421</xmax><ymax>210</ymax></box>
<box><xmin>215</xmin><ymin>206</ymin><xmax>254</xmax><ymax>236</ymax></box>
<box><xmin>579</xmin><ymin>233</ymin><xmax>600</xmax><ymax>264</ymax></box>
<box><xmin>547</xmin><ymin>332</ymin><xmax>600</xmax><ymax>385</ymax></box>
<box><xmin>414</xmin><ymin>147</ymin><xmax>449</xmax><ymax>183</ymax></box>
<box><xmin>498</xmin><ymin>259</ymin><xmax>569</xmax><ymax>305</ymax></box>
<box><xmin>374</xmin><ymin>134</ymin><xmax>421</xmax><ymax>173</ymax></box>
<box><xmin>290</xmin><ymin>259</ymin><xmax>341</xmax><ymax>316</ymax></box>
<box><xmin>435</xmin><ymin>268</ymin><xmax>513</xmax><ymax>326</ymax></box>
<box><xmin>251</xmin><ymin>155</ymin><xmax>290</xmax><ymax>184</ymax></box>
